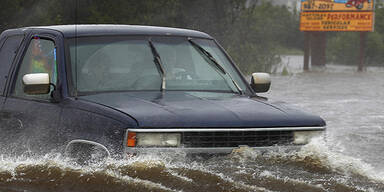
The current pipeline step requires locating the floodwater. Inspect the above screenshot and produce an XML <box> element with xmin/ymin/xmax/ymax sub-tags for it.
<box><xmin>1</xmin><ymin>56</ymin><xmax>384</xmax><ymax>192</ymax></box>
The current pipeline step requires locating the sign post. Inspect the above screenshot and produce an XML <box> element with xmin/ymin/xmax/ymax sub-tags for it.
<box><xmin>304</xmin><ymin>32</ymin><xmax>311</xmax><ymax>71</ymax></box>
<box><xmin>300</xmin><ymin>0</ymin><xmax>375</xmax><ymax>71</ymax></box>
<box><xmin>359</xmin><ymin>31</ymin><xmax>367</xmax><ymax>71</ymax></box>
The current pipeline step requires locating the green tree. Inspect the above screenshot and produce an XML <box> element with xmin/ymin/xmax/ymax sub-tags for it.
<box><xmin>0</xmin><ymin>0</ymin><xmax>302</xmax><ymax>74</ymax></box>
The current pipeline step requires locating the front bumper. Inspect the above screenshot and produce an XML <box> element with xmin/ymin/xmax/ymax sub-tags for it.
<box><xmin>124</xmin><ymin>126</ymin><xmax>325</xmax><ymax>155</ymax></box>
<box><xmin>124</xmin><ymin>145</ymin><xmax>302</xmax><ymax>155</ymax></box>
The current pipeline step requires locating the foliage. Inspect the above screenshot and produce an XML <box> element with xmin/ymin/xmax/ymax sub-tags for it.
<box><xmin>327</xmin><ymin>32</ymin><xmax>359</xmax><ymax>65</ymax></box>
<box><xmin>0</xmin><ymin>0</ymin><xmax>302</xmax><ymax>74</ymax></box>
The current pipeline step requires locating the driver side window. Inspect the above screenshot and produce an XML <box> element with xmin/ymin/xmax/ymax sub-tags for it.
<box><xmin>12</xmin><ymin>38</ymin><xmax>57</xmax><ymax>99</ymax></box>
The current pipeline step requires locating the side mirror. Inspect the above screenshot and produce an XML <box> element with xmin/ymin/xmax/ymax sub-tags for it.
<box><xmin>22</xmin><ymin>73</ymin><xmax>50</xmax><ymax>95</ymax></box>
<box><xmin>250</xmin><ymin>73</ymin><xmax>271</xmax><ymax>93</ymax></box>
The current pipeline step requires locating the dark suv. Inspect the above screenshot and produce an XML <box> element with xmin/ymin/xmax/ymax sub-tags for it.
<box><xmin>0</xmin><ymin>25</ymin><xmax>325</xmax><ymax>160</ymax></box>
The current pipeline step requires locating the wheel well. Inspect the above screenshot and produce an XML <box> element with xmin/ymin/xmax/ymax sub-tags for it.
<box><xmin>65</xmin><ymin>139</ymin><xmax>111</xmax><ymax>163</ymax></box>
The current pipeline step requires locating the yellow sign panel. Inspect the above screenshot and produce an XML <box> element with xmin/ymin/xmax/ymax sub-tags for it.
<box><xmin>300</xmin><ymin>12</ymin><xmax>374</xmax><ymax>31</ymax></box>
<box><xmin>301</xmin><ymin>0</ymin><xmax>374</xmax><ymax>12</ymax></box>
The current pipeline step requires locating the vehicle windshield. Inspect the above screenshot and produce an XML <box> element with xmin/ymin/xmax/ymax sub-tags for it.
<box><xmin>68</xmin><ymin>36</ymin><xmax>248</xmax><ymax>94</ymax></box>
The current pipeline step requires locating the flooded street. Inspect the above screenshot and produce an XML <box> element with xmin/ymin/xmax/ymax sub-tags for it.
<box><xmin>268</xmin><ymin>58</ymin><xmax>384</xmax><ymax>172</ymax></box>
<box><xmin>1</xmin><ymin>60</ymin><xmax>384</xmax><ymax>192</ymax></box>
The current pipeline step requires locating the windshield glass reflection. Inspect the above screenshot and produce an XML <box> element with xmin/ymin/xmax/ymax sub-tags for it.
<box><xmin>69</xmin><ymin>36</ymin><xmax>247</xmax><ymax>94</ymax></box>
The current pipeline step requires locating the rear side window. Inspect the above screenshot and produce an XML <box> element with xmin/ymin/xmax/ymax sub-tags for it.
<box><xmin>0</xmin><ymin>35</ymin><xmax>24</xmax><ymax>95</ymax></box>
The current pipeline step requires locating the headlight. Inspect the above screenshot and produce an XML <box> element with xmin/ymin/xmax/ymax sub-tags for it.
<box><xmin>136</xmin><ymin>133</ymin><xmax>181</xmax><ymax>147</ymax></box>
<box><xmin>293</xmin><ymin>131</ymin><xmax>323</xmax><ymax>145</ymax></box>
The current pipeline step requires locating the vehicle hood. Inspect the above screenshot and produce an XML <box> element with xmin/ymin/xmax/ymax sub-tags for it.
<box><xmin>80</xmin><ymin>92</ymin><xmax>325</xmax><ymax>128</ymax></box>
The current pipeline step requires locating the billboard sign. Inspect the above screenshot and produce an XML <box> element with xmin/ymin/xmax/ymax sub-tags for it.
<box><xmin>300</xmin><ymin>11</ymin><xmax>374</xmax><ymax>31</ymax></box>
<box><xmin>301</xmin><ymin>0</ymin><xmax>374</xmax><ymax>12</ymax></box>
<box><xmin>300</xmin><ymin>0</ymin><xmax>375</xmax><ymax>31</ymax></box>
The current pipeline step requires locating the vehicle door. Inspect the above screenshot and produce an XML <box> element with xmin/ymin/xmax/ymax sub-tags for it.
<box><xmin>2</xmin><ymin>33</ymin><xmax>63</xmax><ymax>155</ymax></box>
<box><xmin>0</xmin><ymin>33</ymin><xmax>26</xmax><ymax>153</ymax></box>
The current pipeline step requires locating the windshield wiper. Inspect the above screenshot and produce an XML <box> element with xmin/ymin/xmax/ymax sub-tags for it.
<box><xmin>188</xmin><ymin>39</ymin><xmax>226</xmax><ymax>75</ymax></box>
<box><xmin>148</xmin><ymin>40</ymin><xmax>166</xmax><ymax>91</ymax></box>
<box><xmin>188</xmin><ymin>38</ymin><xmax>243</xmax><ymax>95</ymax></box>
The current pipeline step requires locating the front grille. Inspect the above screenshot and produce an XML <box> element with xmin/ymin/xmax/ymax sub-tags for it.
<box><xmin>182</xmin><ymin>131</ymin><xmax>294</xmax><ymax>148</ymax></box>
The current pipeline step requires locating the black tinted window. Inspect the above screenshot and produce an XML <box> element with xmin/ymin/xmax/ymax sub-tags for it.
<box><xmin>0</xmin><ymin>35</ymin><xmax>24</xmax><ymax>95</ymax></box>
